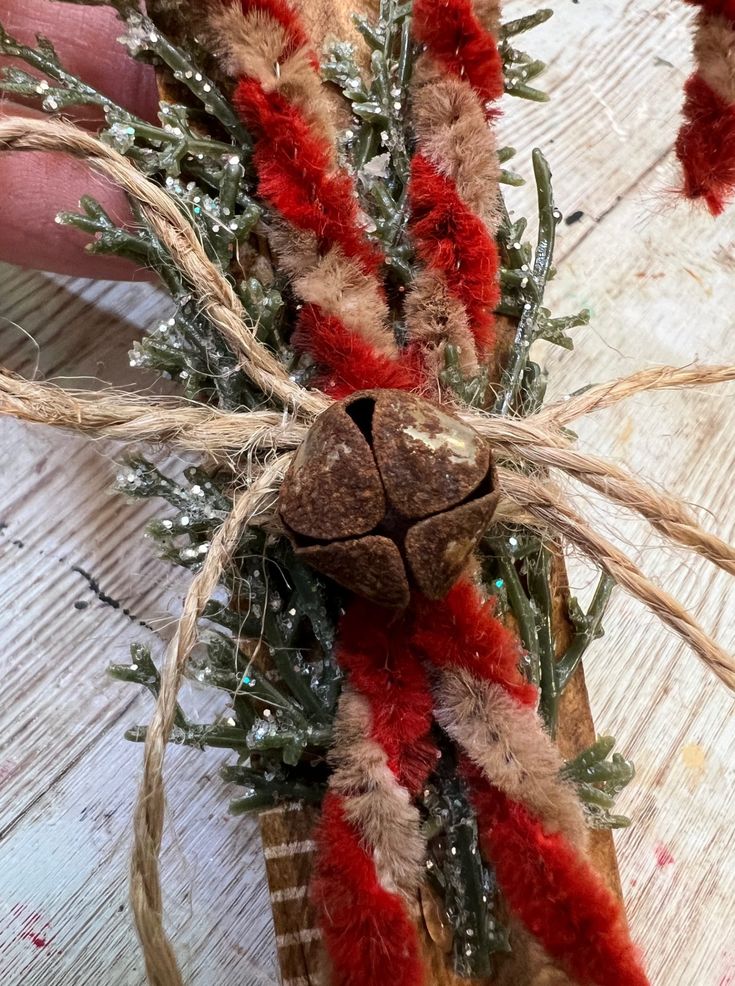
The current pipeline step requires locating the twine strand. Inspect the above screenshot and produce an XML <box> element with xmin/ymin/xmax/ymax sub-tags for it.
<box><xmin>3</xmin><ymin>363</ymin><xmax>735</xmax><ymax>579</ymax></box>
<box><xmin>2</xmin><ymin>114</ymin><xmax>735</xmax><ymax>985</ymax></box>
<box><xmin>536</xmin><ymin>364</ymin><xmax>735</xmax><ymax>428</ymax></box>
<box><xmin>4</xmin><ymin>366</ymin><xmax>734</xmax><ymax>573</ymax></box>
<box><xmin>130</xmin><ymin>457</ymin><xmax>289</xmax><ymax>986</ymax></box>
<box><xmin>499</xmin><ymin>469</ymin><xmax>735</xmax><ymax>691</ymax></box>
<box><xmin>516</xmin><ymin>444</ymin><xmax>735</xmax><ymax>578</ymax></box>
<box><xmin>0</xmin><ymin>117</ymin><xmax>329</xmax><ymax>420</ymax></box>
<box><xmin>0</xmin><ymin>370</ymin><xmax>309</xmax><ymax>455</ymax></box>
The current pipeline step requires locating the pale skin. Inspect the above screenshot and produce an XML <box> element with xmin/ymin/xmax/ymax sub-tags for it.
<box><xmin>0</xmin><ymin>0</ymin><xmax>158</xmax><ymax>280</ymax></box>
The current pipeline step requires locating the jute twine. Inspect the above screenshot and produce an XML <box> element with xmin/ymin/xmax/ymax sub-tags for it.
<box><xmin>2</xmin><ymin>116</ymin><xmax>735</xmax><ymax>985</ymax></box>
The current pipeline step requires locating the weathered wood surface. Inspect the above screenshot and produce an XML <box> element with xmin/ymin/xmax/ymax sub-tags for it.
<box><xmin>0</xmin><ymin>1</ymin><xmax>733</xmax><ymax>983</ymax></box>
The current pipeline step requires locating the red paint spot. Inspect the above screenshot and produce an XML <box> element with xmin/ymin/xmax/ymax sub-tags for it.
<box><xmin>7</xmin><ymin>906</ymin><xmax>54</xmax><ymax>951</ymax></box>
<box><xmin>719</xmin><ymin>973</ymin><xmax>735</xmax><ymax>986</ymax></box>
<box><xmin>21</xmin><ymin>929</ymin><xmax>49</xmax><ymax>949</ymax></box>
<box><xmin>655</xmin><ymin>844</ymin><xmax>675</xmax><ymax>867</ymax></box>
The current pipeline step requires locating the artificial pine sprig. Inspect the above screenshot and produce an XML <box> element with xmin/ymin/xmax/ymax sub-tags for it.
<box><xmin>0</xmin><ymin>15</ymin><xmax>289</xmax><ymax>411</ymax></box>
<box><xmin>497</xmin><ymin>145</ymin><xmax>526</xmax><ymax>187</ymax></box>
<box><xmin>0</xmin><ymin>21</ymin><xmax>245</xmax><ymax>178</ymax></box>
<box><xmin>559</xmin><ymin>574</ymin><xmax>616</xmax><ymax>691</ymax></box>
<box><xmin>112</xmin><ymin>451</ymin><xmax>341</xmax><ymax>800</ymax></box>
<box><xmin>563</xmin><ymin>736</ymin><xmax>636</xmax><ymax>829</ymax></box>
<box><xmin>499</xmin><ymin>8</ymin><xmax>553</xmax><ymax>101</ymax></box>
<box><xmin>323</xmin><ymin>0</ymin><xmax>416</xmax><ymax>287</ymax></box>
<box><xmin>424</xmin><ymin>740</ymin><xmax>510</xmax><ymax>977</ymax></box>
<box><xmin>484</xmin><ymin>527</ymin><xmax>617</xmax><ymax>739</ymax></box>
<box><xmin>495</xmin><ymin>149</ymin><xmax>561</xmax><ymax>415</ymax></box>
<box><xmin>2</xmin><ymin>1</ymin><xmax>636</xmax><ymax>977</ymax></box>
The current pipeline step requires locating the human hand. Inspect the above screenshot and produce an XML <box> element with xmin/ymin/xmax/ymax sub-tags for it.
<box><xmin>0</xmin><ymin>0</ymin><xmax>158</xmax><ymax>280</ymax></box>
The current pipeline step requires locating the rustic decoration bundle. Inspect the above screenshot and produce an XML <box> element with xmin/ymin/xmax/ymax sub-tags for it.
<box><xmin>1</xmin><ymin>2</ymin><xmax>734</xmax><ymax>986</ymax></box>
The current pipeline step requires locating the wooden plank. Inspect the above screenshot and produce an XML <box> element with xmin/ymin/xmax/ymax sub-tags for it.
<box><xmin>535</xmin><ymin>147</ymin><xmax>735</xmax><ymax>986</ymax></box>
<box><xmin>0</xmin><ymin>0</ymin><xmax>733</xmax><ymax>983</ymax></box>
<box><xmin>0</xmin><ymin>267</ymin><xmax>277</xmax><ymax>985</ymax></box>
<box><xmin>500</xmin><ymin>0</ymin><xmax>694</xmax><ymax>260</ymax></box>
<box><xmin>259</xmin><ymin>806</ymin><xmax>322</xmax><ymax>986</ymax></box>
<box><xmin>0</xmin><ymin>696</ymin><xmax>277</xmax><ymax>985</ymax></box>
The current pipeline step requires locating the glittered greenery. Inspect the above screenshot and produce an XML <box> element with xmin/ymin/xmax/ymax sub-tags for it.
<box><xmin>111</xmin><ymin>454</ymin><xmax>341</xmax><ymax>802</ymax></box>
<box><xmin>3</xmin><ymin>1</ymin><xmax>635</xmax><ymax>979</ymax></box>
<box><xmin>0</xmin><ymin>12</ymin><xmax>284</xmax><ymax>412</ymax></box>
<box><xmin>323</xmin><ymin>0</ymin><xmax>416</xmax><ymax>290</ymax></box>
<box><xmin>424</xmin><ymin>739</ymin><xmax>510</xmax><ymax>977</ymax></box>
<box><xmin>318</xmin><ymin>8</ymin><xmax>629</xmax><ymax>977</ymax></box>
<box><xmin>563</xmin><ymin>736</ymin><xmax>635</xmax><ymax>829</ymax></box>
<box><xmin>500</xmin><ymin>24</ymin><xmax>551</xmax><ymax>101</ymax></box>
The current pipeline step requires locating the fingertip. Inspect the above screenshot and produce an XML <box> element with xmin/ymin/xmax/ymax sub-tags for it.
<box><xmin>0</xmin><ymin>141</ymin><xmax>156</xmax><ymax>281</ymax></box>
<box><xmin>0</xmin><ymin>0</ymin><xmax>159</xmax><ymax>124</ymax></box>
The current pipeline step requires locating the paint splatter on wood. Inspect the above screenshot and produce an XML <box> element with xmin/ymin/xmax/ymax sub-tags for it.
<box><xmin>655</xmin><ymin>845</ymin><xmax>675</xmax><ymax>868</ymax></box>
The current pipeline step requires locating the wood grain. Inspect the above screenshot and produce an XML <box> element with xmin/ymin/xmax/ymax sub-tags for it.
<box><xmin>0</xmin><ymin>1</ymin><xmax>733</xmax><ymax>984</ymax></box>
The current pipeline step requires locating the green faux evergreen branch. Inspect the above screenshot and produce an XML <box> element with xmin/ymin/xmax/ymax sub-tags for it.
<box><xmin>4</xmin><ymin>3</ymin><xmax>641</xmax><ymax>973</ymax></box>
<box><xmin>424</xmin><ymin>742</ymin><xmax>510</xmax><ymax>978</ymax></box>
<box><xmin>323</xmin><ymin>0</ymin><xmax>416</xmax><ymax>288</ymax></box>
<box><xmin>498</xmin><ymin>145</ymin><xmax>525</xmax><ymax>185</ymax></box>
<box><xmin>440</xmin><ymin>345</ymin><xmax>490</xmax><ymax>409</ymax></box>
<box><xmin>0</xmin><ymin>21</ymin><xmax>242</xmax><ymax>176</ymax></box>
<box><xmin>483</xmin><ymin>532</ymin><xmax>616</xmax><ymax>739</ymax></box>
<box><xmin>125</xmin><ymin>721</ymin><xmax>251</xmax><ymax>750</ymax></box>
<box><xmin>109</xmin><ymin>642</ymin><xmax>189</xmax><ymax>730</ymax></box>
<box><xmin>500</xmin><ymin>12</ymin><xmax>552</xmax><ymax>100</ymax></box>
<box><xmin>563</xmin><ymin>737</ymin><xmax>635</xmax><ymax>829</ymax></box>
<box><xmin>1</xmin><ymin>9</ymin><xmax>289</xmax><ymax>412</ymax></box>
<box><xmin>535</xmin><ymin>308</ymin><xmax>591</xmax><ymax>349</ymax></box>
<box><xmin>558</xmin><ymin>574</ymin><xmax>616</xmax><ymax>691</ymax></box>
<box><xmin>225</xmin><ymin>767</ymin><xmax>326</xmax><ymax>814</ymax></box>
<box><xmin>526</xmin><ymin>547</ymin><xmax>559</xmax><ymax>732</ymax></box>
<box><xmin>495</xmin><ymin>149</ymin><xmax>559</xmax><ymax>416</ymax></box>
<box><xmin>500</xmin><ymin>8</ymin><xmax>554</xmax><ymax>40</ymax></box>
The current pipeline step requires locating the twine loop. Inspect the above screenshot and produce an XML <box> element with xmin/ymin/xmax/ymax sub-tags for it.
<box><xmin>2</xmin><ymin>116</ymin><xmax>735</xmax><ymax>986</ymax></box>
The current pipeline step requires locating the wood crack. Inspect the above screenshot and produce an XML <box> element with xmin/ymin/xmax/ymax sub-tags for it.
<box><xmin>70</xmin><ymin>564</ymin><xmax>155</xmax><ymax>631</ymax></box>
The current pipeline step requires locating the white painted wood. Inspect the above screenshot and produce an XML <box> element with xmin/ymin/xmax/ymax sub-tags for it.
<box><xmin>0</xmin><ymin>269</ymin><xmax>279</xmax><ymax>985</ymax></box>
<box><xmin>0</xmin><ymin>1</ymin><xmax>733</xmax><ymax>984</ymax></box>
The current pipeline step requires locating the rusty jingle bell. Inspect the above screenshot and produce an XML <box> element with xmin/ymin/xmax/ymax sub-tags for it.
<box><xmin>278</xmin><ymin>390</ymin><xmax>500</xmax><ymax>608</ymax></box>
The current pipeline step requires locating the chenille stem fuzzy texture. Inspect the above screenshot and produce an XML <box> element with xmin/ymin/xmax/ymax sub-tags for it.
<box><xmin>312</xmin><ymin>603</ymin><xmax>437</xmax><ymax>986</ymax></box>
<box><xmin>325</xmin><ymin>688</ymin><xmax>428</xmax><ymax>896</ymax></box>
<box><xmin>433</xmin><ymin>669</ymin><xmax>588</xmax><ymax>845</ymax></box>
<box><xmin>3</xmin><ymin>112</ymin><xmax>735</xmax><ymax>986</ymax></box>
<box><xmin>406</xmin><ymin>0</ymin><xmax>504</xmax><ymax>366</ymax></box>
<box><xmin>412</xmin><ymin>580</ymin><xmax>537</xmax><ymax>706</ymax></box>
<box><xmin>677</xmin><ymin>2</ymin><xmax>735</xmax><ymax>213</ymax></box>
<box><xmin>314</xmin><ymin>584</ymin><xmax>568</xmax><ymax>986</ymax></box>
<box><xmin>207</xmin><ymin>0</ymin><xmax>407</xmax><ymax>389</ymax></box>
<box><xmin>413</xmin><ymin>586</ymin><xmax>649</xmax><ymax>985</ymax></box>
<box><xmin>311</xmin><ymin>793</ymin><xmax>427</xmax><ymax>986</ymax></box>
<box><xmin>468</xmin><ymin>767</ymin><xmax>650</xmax><ymax>986</ymax></box>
